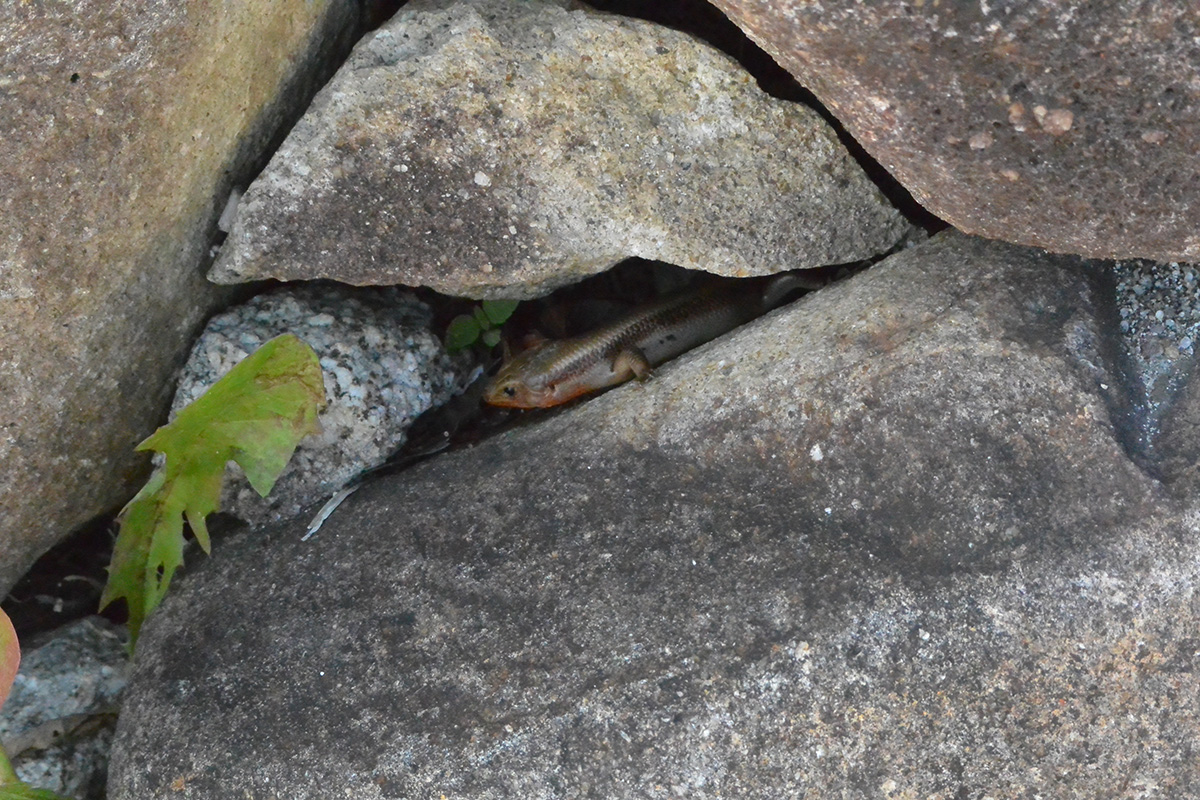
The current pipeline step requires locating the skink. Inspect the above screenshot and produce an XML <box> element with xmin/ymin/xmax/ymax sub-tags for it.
<box><xmin>483</xmin><ymin>271</ymin><xmax>819</xmax><ymax>408</ymax></box>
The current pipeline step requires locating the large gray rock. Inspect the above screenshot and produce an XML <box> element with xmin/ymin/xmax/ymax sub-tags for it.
<box><xmin>0</xmin><ymin>1</ymin><xmax>364</xmax><ymax>595</ymax></box>
<box><xmin>209</xmin><ymin>0</ymin><xmax>914</xmax><ymax>299</ymax></box>
<box><xmin>709</xmin><ymin>0</ymin><xmax>1200</xmax><ymax>262</ymax></box>
<box><xmin>109</xmin><ymin>232</ymin><xmax>1200</xmax><ymax>798</ymax></box>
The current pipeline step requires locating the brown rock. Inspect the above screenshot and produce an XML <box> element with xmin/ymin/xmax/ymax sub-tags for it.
<box><xmin>709</xmin><ymin>0</ymin><xmax>1200</xmax><ymax>262</ymax></box>
<box><xmin>0</xmin><ymin>2</ymin><xmax>362</xmax><ymax>594</ymax></box>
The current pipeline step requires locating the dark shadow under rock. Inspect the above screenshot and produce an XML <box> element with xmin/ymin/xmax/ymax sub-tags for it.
<box><xmin>109</xmin><ymin>232</ymin><xmax>1199</xmax><ymax>799</ymax></box>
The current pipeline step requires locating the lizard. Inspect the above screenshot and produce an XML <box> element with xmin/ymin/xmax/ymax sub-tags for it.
<box><xmin>482</xmin><ymin>271</ymin><xmax>821</xmax><ymax>409</ymax></box>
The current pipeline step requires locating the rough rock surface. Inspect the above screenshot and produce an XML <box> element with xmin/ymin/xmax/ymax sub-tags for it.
<box><xmin>109</xmin><ymin>232</ymin><xmax>1200</xmax><ymax>798</ymax></box>
<box><xmin>0</xmin><ymin>1</ymin><xmax>363</xmax><ymax>595</ymax></box>
<box><xmin>209</xmin><ymin>0</ymin><xmax>914</xmax><ymax>299</ymax></box>
<box><xmin>1159</xmin><ymin>367</ymin><xmax>1200</xmax><ymax>496</ymax></box>
<box><xmin>709</xmin><ymin>0</ymin><xmax>1200</xmax><ymax>262</ymax></box>
<box><xmin>171</xmin><ymin>285</ymin><xmax>465</xmax><ymax>525</ymax></box>
<box><xmin>0</xmin><ymin>617</ymin><xmax>128</xmax><ymax>800</ymax></box>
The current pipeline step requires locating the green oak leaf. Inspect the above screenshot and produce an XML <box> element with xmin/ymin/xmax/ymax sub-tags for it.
<box><xmin>100</xmin><ymin>334</ymin><xmax>325</xmax><ymax>645</ymax></box>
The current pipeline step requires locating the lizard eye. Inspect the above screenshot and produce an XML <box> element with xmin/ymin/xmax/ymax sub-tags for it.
<box><xmin>503</xmin><ymin>386</ymin><xmax>516</xmax><ymax>397</ymax></box>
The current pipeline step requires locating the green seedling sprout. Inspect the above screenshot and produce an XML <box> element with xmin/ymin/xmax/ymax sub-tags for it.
<box><xmin>445</xmin><ymin>299</ymin><xmax>519</xmax><ymax>352</ymax></box>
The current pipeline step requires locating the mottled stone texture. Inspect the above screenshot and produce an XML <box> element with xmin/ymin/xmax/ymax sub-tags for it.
<box><xmin>171</xmin><ymin>285</ymin><xmax>464</xmax><ymax>526</ymax></box>
<box><xmin>110</xmin><ymin>233</ymin><xmax>1199</xmax><ymax>798</ymax></box>
<box><xmin>209</xmin><ymin>0</ymin><xmax>913</xmax><ymax>299</ymax></box>
<box><xmin>0</xmin><ymin>1</ymin><xmax>361</xmax><ymax>594</ymax></box>
<box><xmin>710</xmin><ymin>0</ymin><xmax>1200</xmax><ymax>262</ymax></box>
<box><xmin>0</xmin><ymin>617</ymin><xmax>128</xmax><ymax>799</ymax></box>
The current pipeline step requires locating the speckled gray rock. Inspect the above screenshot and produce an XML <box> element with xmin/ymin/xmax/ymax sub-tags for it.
<box><xmin>171</xmin><ymin>285</ymin><xmax>465</xmax><ymax>525</ymax></box>
<box><xmin>1113</xmin><ymin>260</ymin><xmax>1200</xmax><ymax>433</ymax></box>
<box><xmin>209</xmin><ymin>0</ymin><xmax>914</xmax><ymax>299</ymax></box>
<box><xmin>0</xmin><ymin>0</ymin><xmax>363</xmax><ymax>597</ymax></box>
<box><xmin>110</xmin><ymin>232</ymin><xmax>1200</xmax><ymax>798</ymax></box>
<box><xmin>0</xmin><ymin>618</ymin><xmax>128</xmax><ymax>800</ymax></box>
<box><xmin>1118</xmin><ymin>259</ymin><xmax>1200</xmax><ymax>492</ymax></box>
<box><xmin>710</xmin><ymin>0</ymin><xmax>1200</xmax><ymax>262</ymax></box>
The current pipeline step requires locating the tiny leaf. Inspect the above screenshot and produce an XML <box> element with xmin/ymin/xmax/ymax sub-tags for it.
<box><xmin>445</xmin><ymin>315</ymin><xmax>481</xmax><ymax>352</ymax></box>
<box><xmin>472</xmin><ymin>306</ymin><xmax>492</xmax><ymax>330</ymax></box>
<box><xmin>481</xmin><ymin>328</ymin><xmax>501</xmax><ymax>348</ymax></box>
<box><xmin>101</xmin><ymin>334</ymin><xmax>325</xmax><ymax>644</ymax></box>
<box><xmin>482</xmin><ymin>298</ymin><xmax>519</xmax><ymax>326</ymax></box>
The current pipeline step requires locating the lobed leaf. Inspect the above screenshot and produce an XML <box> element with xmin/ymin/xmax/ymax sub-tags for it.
<box><xmin>100</xmin><ymin>334</ymin><xmax>325</xmax><ymax>645</ymax></box>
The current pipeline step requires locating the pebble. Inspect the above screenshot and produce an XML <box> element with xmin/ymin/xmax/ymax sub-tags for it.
<box><xmin>1112</xmin><ymin>259</ymin><xmax>1200</xmax><ymax>413</ymax></box>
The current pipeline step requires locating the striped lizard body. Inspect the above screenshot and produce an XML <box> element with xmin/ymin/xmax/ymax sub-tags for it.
<box><xmin>483</xmin><ymin>271</ymin><xmax>817</xmax><ymax>408</ymax></box>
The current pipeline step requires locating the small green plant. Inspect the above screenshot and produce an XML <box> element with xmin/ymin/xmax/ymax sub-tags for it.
<box><xmin>445</xmin><ymin>299</ymin><xmax>519</xmax><ymax>352</ymax></box>
<box><xmin>100</xmin><ymin>334</ymin><xmax>326</xmax><ymax>646</ymax></box>
<box><xmin>0</xmin><ymin>609</ymin><xmax>70</xmax><ymax>799</ymax></box>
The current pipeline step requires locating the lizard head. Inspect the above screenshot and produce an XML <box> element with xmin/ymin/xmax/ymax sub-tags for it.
<box><xmin>482</xmin><ymin>351</ymin><xmax>558</xmax><ymax>408</ymax></box>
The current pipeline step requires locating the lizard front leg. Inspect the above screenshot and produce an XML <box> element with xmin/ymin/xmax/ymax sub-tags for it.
<box><xmin>612</xmin><ymin>346</ymin><xmax>652</xmax><ymax>381</ymax></box>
